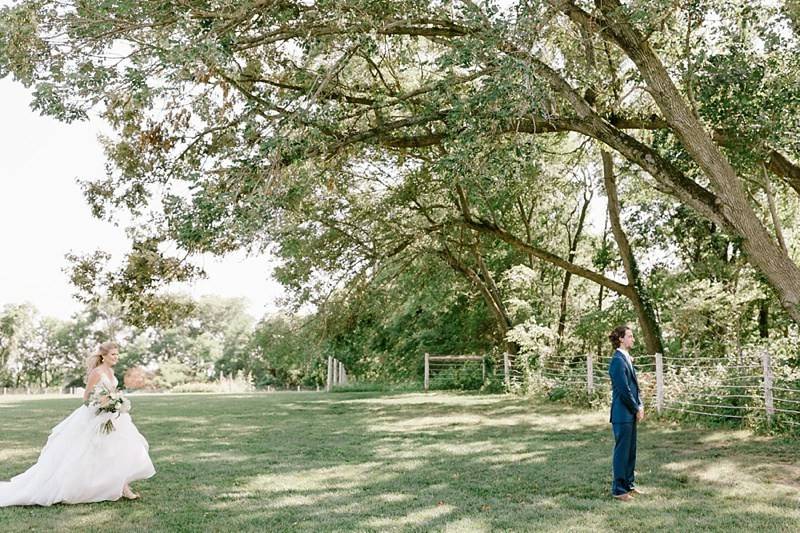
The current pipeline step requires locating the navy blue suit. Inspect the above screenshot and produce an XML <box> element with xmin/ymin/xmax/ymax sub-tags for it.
<box><xmin>608</xmin><ymin>349</ymin><xmax>642</xmax><ymax>495</ymax></box>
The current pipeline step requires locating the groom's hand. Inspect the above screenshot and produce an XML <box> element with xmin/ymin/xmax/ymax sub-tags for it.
<box><xmin>636</xmin><ymin>408</ymin><xmax>644</xmax><ymax>422</ymax></box>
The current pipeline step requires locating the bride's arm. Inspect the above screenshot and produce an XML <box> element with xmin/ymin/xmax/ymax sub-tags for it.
<box><xmin>83</xmin><ymin>370</ymin><xmax>101</xmax><ymax>402</ymax></box>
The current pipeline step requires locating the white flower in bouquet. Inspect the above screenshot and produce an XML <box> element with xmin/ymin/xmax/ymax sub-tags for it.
<box><xmin>87</xmin><ymin>386</ymin><xmax>132</xmax><ymax>434</ymax></box>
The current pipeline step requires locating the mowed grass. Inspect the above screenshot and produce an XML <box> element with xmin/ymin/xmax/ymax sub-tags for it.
<box><xmin>0</xmin><ymin>392</ymin><xmax>798</xmax><ymax>532</ymax></box>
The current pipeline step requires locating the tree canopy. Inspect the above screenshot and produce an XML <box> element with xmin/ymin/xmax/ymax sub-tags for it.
<box><xmin>1</xmin><ymin>1</ymin><xmax>798</xmax><ymax>368</ymax></box>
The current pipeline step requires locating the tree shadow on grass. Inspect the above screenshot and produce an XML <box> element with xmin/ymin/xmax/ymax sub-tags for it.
<box><xmin>1</xmin><ymin>392</ymin><xmax>799</xmax><ymax>532</ymax></box>
<box><xmin>144</xmin><ymin>394</ymin><xmax>800</xmax><ymax>531</ymax></box>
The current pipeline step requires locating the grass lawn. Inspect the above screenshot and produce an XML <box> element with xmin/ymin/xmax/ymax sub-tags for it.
<box><xmin>0</xmin><ymin>391</ymin><xmax>798</xmax><ymax>532</ymax></box>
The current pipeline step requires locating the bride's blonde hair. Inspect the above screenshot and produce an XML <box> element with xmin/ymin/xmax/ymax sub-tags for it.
<box><xmin>86</xmin><ymin>341</ymin><xmax>118</xmax><ymax>375</ymax></box>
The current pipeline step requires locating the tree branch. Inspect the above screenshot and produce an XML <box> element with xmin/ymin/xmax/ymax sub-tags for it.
<box><xmin>457</xmin><ymin>217</ymin><xmax>634</xmax><ymax>297</ymax></box>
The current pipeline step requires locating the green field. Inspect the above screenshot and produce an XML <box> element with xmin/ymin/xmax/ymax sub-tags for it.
<box><xmin>1</xmin><ymin>392</ymin><xmax>798</xmax><ymax>532</ymax></box>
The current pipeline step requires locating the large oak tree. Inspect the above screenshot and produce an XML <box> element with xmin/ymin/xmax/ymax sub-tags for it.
<box><xmin>1</xmin><ymin>0</ymin><xmax>798</xmax><ymax>333</ymax></box>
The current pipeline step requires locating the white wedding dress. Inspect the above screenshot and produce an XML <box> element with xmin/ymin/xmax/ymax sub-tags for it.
<box><xmin>0</xmin><ymin>373</ymin><xmax>155</xmax><ymax>506</ymax></box>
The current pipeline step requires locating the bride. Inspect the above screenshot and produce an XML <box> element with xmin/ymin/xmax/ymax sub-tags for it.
<box><xmin>0</xmin><ymin>342</ymin><xmax>155</xmax><ymax>506</ymax></box>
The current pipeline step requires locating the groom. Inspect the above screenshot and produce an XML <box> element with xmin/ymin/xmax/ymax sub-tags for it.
<box><xmin>608</xmin><ymin>325</ymin><xmax>644</xmax><ymax>501</ymax></box>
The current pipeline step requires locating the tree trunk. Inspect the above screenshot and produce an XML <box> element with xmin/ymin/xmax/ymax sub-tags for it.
<box><xmin>556</xmin><ymin>191</ymin><xmax>591</xmax><ymax>352</ymax></box>
<box><xmin>515</xmin><ymin>198</ymin><xmax>536</xmax><ymax>269</ymax></box>
<box><xmin>586</xmin><ymin>0</ymin><xmax>800</xmax><ymax>323</ymax></box>
<box><xmin>758</xmin><ymin>300</ymin><xmax>770</xmax><ymax>339</ymax></box>
<box><xmin>596</xmin><ymin>216</ymin><xmax>609</xmax><ymax>359</ymax></box>
<box><xmin>762</xmin><ymin>164</ymin><xmax>788</xmax><ymax>254</ymax></box>
<box><xmin>602</xmin><ymin>150</ymin><xmax>664</xmax><ymax>354</ymax></box>
<box><xmin>473</xmin><ymin>241</ymin><xmax>509</xmax><ymax>329</ymax></box>
<box><xmin>452</xmin><ymin>184</ymin><xmax>519</xmax><ymax>355</ymax></box>
<box><xmin>438</xmin><ymin>247</ymin><xmax>519</xmax><ymax>355</ymax></box>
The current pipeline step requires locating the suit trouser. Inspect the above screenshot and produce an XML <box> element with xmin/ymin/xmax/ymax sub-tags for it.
<box><xmin>611</xmin><ymin>421</ymin><xmax>637</xmax><ymax>495</ymax></box>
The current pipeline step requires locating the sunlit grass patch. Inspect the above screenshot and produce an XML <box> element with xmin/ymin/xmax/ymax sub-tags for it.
<box><xmin>364</xmin><ymin>503</ymin><xmax>455</xmax><ymax>529</ymax></box>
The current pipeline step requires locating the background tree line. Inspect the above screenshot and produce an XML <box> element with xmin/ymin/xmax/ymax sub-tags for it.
<box><xmin>0</xmin><ymin>297</ymin><xmax>319</xmax><ymax>390</ymax></box>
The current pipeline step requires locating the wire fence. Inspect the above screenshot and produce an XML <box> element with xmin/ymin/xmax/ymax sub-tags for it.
<box><xmin>501</xmin><ymin>349</ymin><xmax>800</xmax><ymax>433</ymax></box>
<box><xmin>423</xmin><ymin>354</ymin><xmax>487</xmax><ymax>391</ymax></box>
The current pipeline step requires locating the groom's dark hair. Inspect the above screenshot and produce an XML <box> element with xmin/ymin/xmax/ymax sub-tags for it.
<box><xmin>609</xmin><ymin>325</ymin><xmax>630</xmax><ymax>349</ymax></box>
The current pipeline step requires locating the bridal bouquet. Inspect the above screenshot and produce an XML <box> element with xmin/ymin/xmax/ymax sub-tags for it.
<box><xmin>88</xmin><ymin>387</ymin><xmax>132</xmax><ymax>434</ymax></box>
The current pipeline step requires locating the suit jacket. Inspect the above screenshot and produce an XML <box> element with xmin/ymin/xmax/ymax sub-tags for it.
<box><xmin>608</xmin><ymin>349</ymin><xmax>642</xmax><ymax>423</ymax></box>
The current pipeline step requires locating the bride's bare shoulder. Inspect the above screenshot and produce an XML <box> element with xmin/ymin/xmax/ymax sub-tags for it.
<box><xmin>87</xmin><ymin>368</ymin><xmax>105</xmax><ymax>383</ymax></box>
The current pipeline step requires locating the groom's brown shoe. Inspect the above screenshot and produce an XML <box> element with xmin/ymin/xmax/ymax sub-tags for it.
<box><xmin>613</xmin><ymin>493</ymin><xmax>632</xmax><ymax>502</ymax></box>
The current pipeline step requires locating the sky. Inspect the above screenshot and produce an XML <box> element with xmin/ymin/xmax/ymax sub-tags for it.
<box><xmin>0</xmin><ymin>78</ymin><xmax>286</xmax><ymax>320</ymax></box>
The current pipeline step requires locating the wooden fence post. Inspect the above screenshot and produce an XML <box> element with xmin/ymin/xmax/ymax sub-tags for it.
<box><xmin>424</xmin><ymin>353</ymin><xmax>430</xmax><ymax>391</ymax></box>
<box><xmin>326</xmin><ymin>356</ymin><xmax>333</xmax><ymax>392</ymax></box>
<box><xmin>762</xmin><ymin>350</ymin><xmax>775</xmax><ymax>423</ymax></box>
<box><xmin>655</xmin><ymin>352</ymin><xmax>664</xmax><ymax>415</ymax></box>
<box><xmin>587</xmin><ymin>353</ymin><xmax>594</xmax><ymax>396</ymax></box>
<box><xmin>503</xmin><ymin>353</ymin><xmax>510</xmax><ymax>390</ymax></box>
